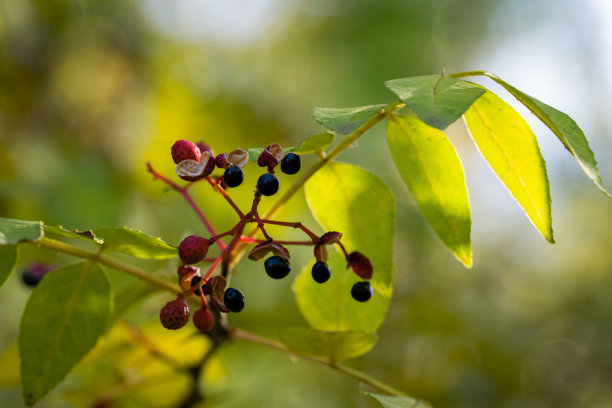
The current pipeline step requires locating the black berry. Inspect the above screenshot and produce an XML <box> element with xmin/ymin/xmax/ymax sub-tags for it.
<box><xmin>224</xmin><ymin>288</ymin><xmax>245</xmax><ymax>312</ymax></box>
<box><xmin>351</xmin><ymin>281</ymin><xmax>373</xmax><ymax>302</ymax></box>
<box><xmin>311</xmin><ymin>261</ymin><xmax>331</xmax><ymax>283</ymax></box>
<box><xmin>264</xmin><ymin>256</ymin><xmax>291</xmax><ymax>279</ymax></box>
<box><xmin>281</xmin><ymin>153</ymin><xmax>301</xmax><ymax>175</ymax></box>
<box><xmin>190</xmin><ymin>275</ymin><xmax>203</xmax><ymax>296</ymax></box>
<box><xmin>257</xmin><ymin>173</ymin><xmax>279</xmax><ymax>196</ymax></box>
<box><xmin>21</xmin><ymin>262</ymin><xmax>54</xmax><ymax>287</ymax></box>
<box><xmin>224</xmin><ymin>165</ymin><xmax>244</xmax><ymax>188</ymax></box>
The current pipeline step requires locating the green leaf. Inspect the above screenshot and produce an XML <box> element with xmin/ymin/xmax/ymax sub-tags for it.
<box><xmin>386</xmin><ymin>115</ymin><xmax>472</xmax><ymax>266</ymax></box>
<box><xmin>292</xmin><ymin>132</ymin><xmax>335</xmax><ymax>154</ymax></box>
<box><xmin>0</xmin><ymin>217</ymin><xmax>43</xmax><ymax>244</ymax></box>
<box><xmin>43</xmin><ymin>225</ymin><xmax>102</xmax><ymax>244</ymax></box>
<box><xmin>279</xmin><ymin>328</ymin><xmax>377</xmax><ymax>360</ymax></box>
<box><xmin>296</xmin><ymin>162</ymin><xmax>394</xmax><ymax>333</ymax></box>
<box><xmin>93</xmin><ymin>227</ymin><xmax>176</xmax><ymax>259</ymax></box>
<box><xmin>313</xmin><ymin>104</ymin><xmax>387</xmax><ymax>134</ymax></box>
<box><xmin>19</xmin><ymin>262</ymin><xmax>112</xmax><ymax>405</ymax></box>
<box><xmin>481</xmin><ymin>72</ymin><xmax>609</xmax><ymax>196</ymax></box>
<box><xmin>364</xmin><ymin>391</ymin><xmax>433</xmax><ymax>408</ymax></box>
<box><xmin>0</xmin><ymin>245</ymin><xmax>18</xmax><ymax>288</ymax></box>
<box><xmin>385</xmin><ymin>75</ymin><xmax>485</xmax><ymax>130</ymax></box>
<box><xmin>464</xmin><ymin>90</ymin><xmax>553</xmax><ymax>242</ymax></box>
<box><xmin>0</xmin><ymin>342</ymin><xmax>21</xmax><ymax>387</ymax></box>
<box><xmin>247</xmin><ymin>147</ymin><xmax>265</xmax><ymax>163</ymax></box>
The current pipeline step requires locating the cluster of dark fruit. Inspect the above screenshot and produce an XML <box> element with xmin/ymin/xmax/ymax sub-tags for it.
<box><xmin>20</xmin><ymin>261</ymin><xmax>55</xmax><ymax>287</ymax></box>
<box><xmin>160</xmin><ymin>139</ymin><xmax>373</xmax><ymax>334</ymax></box>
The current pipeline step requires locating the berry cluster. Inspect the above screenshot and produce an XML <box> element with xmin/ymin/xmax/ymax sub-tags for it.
<box><xmin>21</xmin><ymin>261</ymin><xmax>55</xmax><ymax>287</ymax></box>
<box><xmin>153</xmin><ymin>140</ymin><xmax>374</xmax><ymax>333</ymax></box>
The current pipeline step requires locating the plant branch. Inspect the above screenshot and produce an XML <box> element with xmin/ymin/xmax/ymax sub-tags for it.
<box><xmin>230</xmin><ymin>328</ymin><xmax>407</xmax><ymax>397</ymax></box>
<box><xmin>205</xmin><ymin>176</ymin><xmax>245</xmax><ymax>218</ymax></box>
<box><xmin>34</xmin><ymin>237</ymin><xmax>186</xmax><ymax>297</ymax></box>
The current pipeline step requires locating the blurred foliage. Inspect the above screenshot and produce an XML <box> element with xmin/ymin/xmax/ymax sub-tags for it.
<box><xmin>0</xmin><ymin>0</ymin><xmax>610</xmax><ymax>407</ymax></box>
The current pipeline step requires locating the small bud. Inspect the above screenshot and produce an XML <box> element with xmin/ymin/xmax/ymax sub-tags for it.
<box><xmin>248</xmin><ymin>241</ymin><xmax>290</xmax><ymax>261</ymax></box>
<box><xmin>175</xmin><ymin>151</ymin><xmax>215</xmax><ymax>182</ymax></box>
<box><xmin>346</xmin><ymin>251</ymin><xmax>373</xmax><ymax>280</ymax></box>
<box><xmin>177</xmin><ymin>265</ymin><xmax>200</xmax><ymax>292</ymax></box>
<box><xmin>257</xmin><ymin>143</ymin><xmax>283</xmax><ymax>167</ymax></box>
<box><xmin>227</xmin><ymin>148</ymin><xmax>249</xmax><ymax>168</ymax></box>
<box><xmin>179</xmin><ymin>235</ymin><xmax>210</xmax><ymax>264</ymax></box>
<box><xmin>319</xmin><ymin>231</ymin><xmax>342</xmax><ymax>245</ymax></box>
<box><xmin>206</xmin><ymin>276</ymin><xmax>230</xmax><ymax>313</ymax></box>
<box><xmin>193</xmin><ymin>307</ymin><xmax>215</xmax><ymax>332</ymax></box>
<box><xmin>215</xmin><ymin>153</ymin><xmax>229</xmax><ymax>169</ymax></box>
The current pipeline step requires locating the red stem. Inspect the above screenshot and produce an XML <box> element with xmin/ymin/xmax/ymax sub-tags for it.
<box><xmin>240</xmin><ymin>237</ymin><xmax>315</xmax><ymax>246</ymax></box>
<box><xmin>147</xmin><ymin>163</ymin><xmax>227</xmax><ymax>252</ymax></box>
<box><xmin>257</xmin><ymin>219</ymin><xmax>319</xmax><ymax>242</ymax></box>
<box><xmin>205</xmin><ymin>176</ymin><xmax>245</xmax><ymax>218</ymax></box>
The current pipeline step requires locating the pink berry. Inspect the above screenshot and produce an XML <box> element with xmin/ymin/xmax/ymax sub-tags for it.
<box><xmin>179</xmin><ymin>235</ymin><xmax>210</xmax><ymax>264</ymax></box>
<box><xmin>193</xmin><ymin>307</ymin><xmax>215</xmax><ymax>332</ymax></box>
<box><xmin>160</xmin><ymin>298</ymin><xmax>190</xmax><ymax>330</ymax></box>
<box><xmin>171</xmin><ymin>140</ymin><xmax>201</xmax><ymax>164</ymax></box>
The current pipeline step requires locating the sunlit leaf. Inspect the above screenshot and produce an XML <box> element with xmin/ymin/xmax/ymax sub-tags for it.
<box><xmin>296</xmin><ymin>162</ymin><xmax>394</xmax><ymax>333</ymax></box>
<box><xmin>364</xmin><ymin>391</ymin><xmax>433</xmax><ymax>408</ymax></box>
<box><xmin>0</xmin><ymin>341</ymin><xmax>21</xmax><ymax>387</ymax></box>
<box><xmin>313</xmin><ymin>104</ymin><xmax>387</xmax><ymax>134</ymax></box>
<box><xmin>292</xmin><ymin>132</ymin><xmax>335</xmax><ymax>154</ymax></box>
<box><xmin>0</xmin><ymin>217</ymin><xmax>43</xmax><ymax>244</ymax></box>
<box><xmin>386</xmin><ymin>75</ymin><xmax>484</xmax><ymax>130</ymax></box>
<box><xmin>386</xmin><ymin>115</ymin><xmax>472</xmax><ymax>266</ymax></box>
<box><xmin>279</xmin><ymin>328</ymin><xmax>377</xmax><ymax>360</ymax></box>
<box><xmin>19</xmin><ymin>262</ymin><xmax>112</xmax><ymax>406</ymax></box>
<box><xmin>464</xmin><ymin>90</ymin><xmax>553</xmax><ymax>242</ymax></box>
<box><xmin>0</xmin><ymin>244</ymin><xmax>18</xmax><ymax>288</ymax></box>
<box><xmin>94</xmin><ymin>227</ymin><xmax>176</xmax><ymax>259</ymax></box>
<box><xmin>481</xmin><ymin>71</ymin><xmax>609</xmax><ymax>196</ymax></box>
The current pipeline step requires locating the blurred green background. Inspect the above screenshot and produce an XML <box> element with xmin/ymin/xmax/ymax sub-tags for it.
<box><xmin>1</xmin><ymin>0</ymin><xmax>611</xmax><ymax>407</ymax></box>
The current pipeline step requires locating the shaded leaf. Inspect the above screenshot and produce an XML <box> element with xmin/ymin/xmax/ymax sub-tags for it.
<box><xmin>464</xmin><ymin>90</ymin><xmax>553</xmax><ymax>242</ymax></box>
<box><xmin>0</xmin><ymin>244</ymin><xmax>18</xmax><ymax>288</ymax></box>
<box><xmin>43</xmin><ymin>225</ymin><xmax>102</xmax><ymax>243</ymax></box>
<box><xmin>94</xmin><ymin>227</ymin><xmax>176</xmax><ymax>259</ymax></box>
<box><xmin>296</xmin><ymin>162</ymin><xmax>394</xmax><ymax>333</ymax></box>
<box><xmin>386</xmin><ymin>75</ymin><xmax>484</xmax><ymax>130</ymax></box>
<box><xmin>0</xmin><ymin>217</ymin><xmax>43</xmax><ymax>244</ymax></box>
<box><xmin>386</xmin><ymin>115</ymin><xmax>472</xmax><ymax>266</ymax></box>
<box><xmin>313</xmin><ymin>104</ymin><xmax>387</xmax><ymax>134</ymax></box>
<box><xmin>19</xmin><ymin>262</ymin><xmax>112</xmax><ymax>405</ymax></box>
<box><xmin>481</xmin><ymin>71</ymin><xmax>609</xmax><ymax>196</ymax></box>
<box><xmin>364</xmin><ymin>391</ymin><xmax>433</xmax><ymax>408</ymax></box>
<box><xmin>279</xmin><ymin>328</ymin><xmax>377</xmax><ymax>360</ymax></box>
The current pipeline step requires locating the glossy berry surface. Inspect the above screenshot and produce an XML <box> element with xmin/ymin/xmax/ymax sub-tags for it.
<box><xmin>257</xmin><ymin>173</ymin><xmax>279</xmax><ymax>196</ymax></box>
<box><xmin>193</xmin><ymin>307</ymin><xmax>215</xmax><ymax>332</ymax></box>
<box><xmin>171</xmin><ymin>139</ymin><xmax>201</xmax><ymax>164</ymax></box>
<box><xmin>224</xmin><ymin>165</ymin><xmax>244</xmax><ymax>188</ymax></box>
<box><xmin>264</xmin><ymin>256</ymin><xmax>291</xmax><ymax>279</ymax></box>
<box><xmin>281</xmin><ymin>153</ymin><xmax>301</xmax><ymax>175</ymax></box>
<box><xmin>311</xmin><ymin>261</ymin><xmax>331</xmax><ymax>284</ymax></box>
<box><xmin>190</xmin><ymin>275</ymin><xmax>203</xmax><ymax>296</ymax></box>
<box><xmin>160</xmin><ymin>298</ymin><xmax>190</xmax><ymax>330</ymax></box>
<box><xmin>223</xmin><ymin>288</ymin><xmax>245</xmax><ymax>312</ymax></box>
<box><xmin>351</xmin><ymin>281</ymin><xmax>373</xmax><ymax>302</ymax></box>
<box><xmin>179</xmin><ymin>235</ymin><xmax>209</xmax><ymax>264</ymax></box>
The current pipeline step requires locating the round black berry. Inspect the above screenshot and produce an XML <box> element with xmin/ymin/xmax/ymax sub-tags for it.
<box><xmin>224</xmin><ymin>165</ymin><xmax>244</xmax><ymax>188</ymax></box>
<box><xmin>257</xmin><ymin>173</ymin><xmax>279</xmax><ymax>196</ymax></box>
<box><xmin>21</xmin><ymin>263</ymin><xmax>54</xmax><ymax>287</ymax></box>
<box><xmin>190</xmin><ymin>275</ymin><xmax>203</xmax><ymax>296</ymax></box>
<box><xmin>223</xmin><ymin>288</ymin><xmax>245</xmax><ymax>313</ymax></box>
<box><xmin>311</xmin><ymin>261</ymin><xmax>331</xmax><ymax>284</ymax></box>
<box><xmin>281</xmin><ymin>153</ymin><xmax>301</xmax><ymax>175</ymax></box>
<box><xmin>351</xmin><ymin>281</ymin><xmax>373</xmax><ymax>302</ymax></box>
<box><xmin>264</xmin><ymin>256</ymin><xmax>291</xmax><ymax>279</ymax></box>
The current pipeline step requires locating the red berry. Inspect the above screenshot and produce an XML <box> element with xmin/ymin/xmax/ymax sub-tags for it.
<box><xmin>193</xmin><ymin>307</ymin><xmax>215</xmax><ymax>332</ymax></box>
<box><xmin>160</xmin><ymin>298</ymin><xmax>190</xmax><ymax>330</ymax></box>
<box><xmin>171</xmin><ymin>140</ymin><xmax>201</xmax><ymax>164</ymax></box>
<box><xmin>179</xmin><ymin>236</ymin><xmax>210</xmax><ymax>264</ymax></box>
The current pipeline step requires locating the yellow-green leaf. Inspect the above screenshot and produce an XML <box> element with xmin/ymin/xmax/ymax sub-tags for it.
<box><xmin>93</xmin><ymin>227</ymin><xmax>176</xmax><ymax>259</ymax></box>
<box><xmin>296</xmin><ymin>162</ymin><xmax>395</xmax><ymax>333</ymax></box>
<box><xmin>464</xmin><ymin>90</ymin><xmax>553</xmax><ymax>242</ymax></box>
<box><xmin>386</xmin><ymin>115</ymin><xmax>472</xmax><ymax>266</ymax></box>
<box><xmin>279</xmin><ymin>328</ymin><xmax>377</xmax><ymax>361</ymax></box>
<box><xmin>0</xmin><ymin>244</ymin><xmax>18</xmax><ymax>288</ymax></box>
<box><xmin>364</xmin><ymin>391</ymin><xmax>433</xmax><ymax>408</ymax></box>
